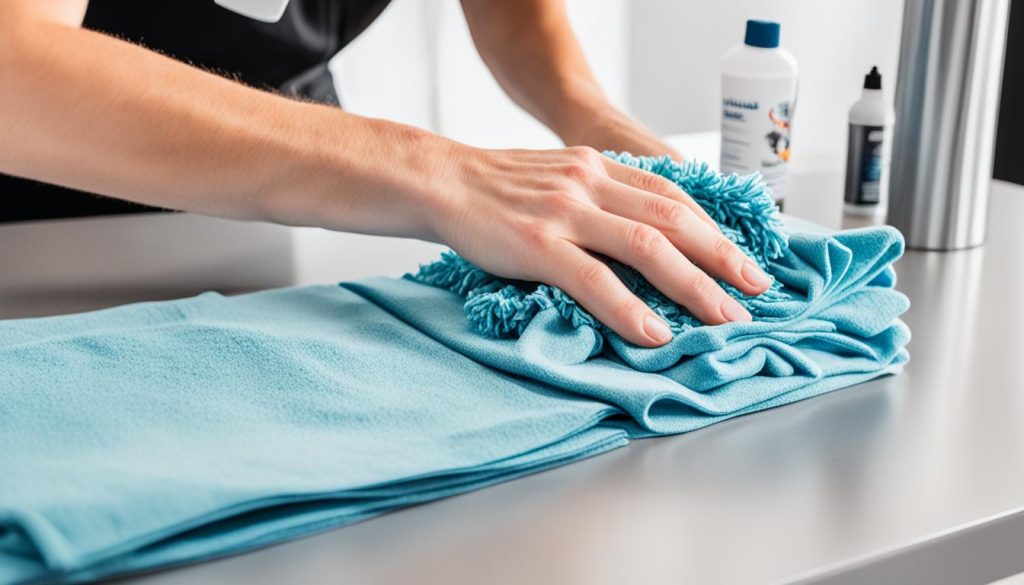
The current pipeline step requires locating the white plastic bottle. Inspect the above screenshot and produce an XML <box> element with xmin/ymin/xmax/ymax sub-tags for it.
<box><xmin>720</xmin><ymin>20</ymin><xmax>799</xmax><ymax>209</ymax></box>
<box><xmin>844</xmin><ymin>67</ymin><xmax>895</xmax><ymax>217</ymax></box>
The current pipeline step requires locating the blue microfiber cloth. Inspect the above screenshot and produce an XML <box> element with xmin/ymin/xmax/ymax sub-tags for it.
<box><xmin>0</xmin><ymin>286</ymin><xmax>628</xmax><ymax>584</ymax></box>
<box><xmin>408</xmin><ymin>153</ymin><xmax>909</xmax><ymax>380</ymax></box>
<box><xmin>0</xmin><ymin>155</ymin><xmax>909</xmax><ymax>584</ymax></box>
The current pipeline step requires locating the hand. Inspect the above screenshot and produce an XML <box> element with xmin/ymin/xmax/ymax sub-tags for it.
<box><xmin>425</xmin><ymin>143</ymin><xmax>773</xmax><ymax>347</ymax></box>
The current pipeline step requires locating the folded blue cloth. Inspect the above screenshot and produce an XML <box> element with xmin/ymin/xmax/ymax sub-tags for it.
<box><xmin>0</xmin><ymin>286</ymin><xmax>628</xmax><ymax>583</ymax></box>
<box><xmin>0</xmin><ymin>156</ymin><xmax>909</xmax><ymax>584</ymax></box>
<box><xmin>354</xmin><ymin>223</ymin><xmax>910</xmax><ymax>436</ymax></box>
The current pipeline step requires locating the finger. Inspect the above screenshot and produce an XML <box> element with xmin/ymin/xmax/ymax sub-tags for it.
<box><xmin>571</xmin><ymin>209</ymin><xmax>752</xmax><ymax>326</ymax></box>
<box><xmin>595</xmin><ymin>180</ymin><xmax>772</xmax><ymax>296</ymax></box>
<box><xmin>544</xmin><ymin>241</ymin><xmax>674</xmax><ymax>347</ymax></box>
<box><xmin>602</xmin><ymin>159</ymin><xmax>720</xmax><ymax>231</ymax></box>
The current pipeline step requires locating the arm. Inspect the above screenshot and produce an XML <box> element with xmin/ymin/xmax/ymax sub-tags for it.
<box><xmin>0</xmin><ymin>1</ymin><xmax>443</xmax><ymax>238</ymax></box>
<box><xmin>460</xmin><ymin>0</ymin><xmax>680</xmax><ymax>159</ymax></box>
<box><xmin>1</xmin><ymin>0</ymin><xmax>769</xmax><ymax>347</ymax></box>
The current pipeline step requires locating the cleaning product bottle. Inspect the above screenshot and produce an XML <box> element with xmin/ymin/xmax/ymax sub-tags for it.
<box><xmin>720</xmin><ymin>20</ymin><xmax>799</xmax><ymax>210</ymax></box>
<box><xmin>844</xmin><ymin>66</ymin><xmax>895</xmax><ymax>216</ymax></box>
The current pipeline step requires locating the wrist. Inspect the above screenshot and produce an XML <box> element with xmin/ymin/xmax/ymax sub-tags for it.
<box><xmin>385</xmin><ymin>126</ymin><xmax>471</xmax><ymax>244</ymax></box>
<box><xmin>551</xmin><ymin>90</ymin><xmax>673</xmax><ymax>158</ymax></box>
<box><xmin>544</xmin><ymin>78</ymin><xmax>613</xmax><ymax>145</ymax></box>
<box><xmin>253</xmin><ymin>105</ymin><xmax>462</xmax><ymax>243</ymax></box>
<box><xmin>547</xmin><ymin>82</ymin><xmax>647</xmax><ymax>151</ymax></box>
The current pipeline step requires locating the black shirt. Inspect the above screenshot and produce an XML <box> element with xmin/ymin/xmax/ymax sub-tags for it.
<box><xmin>1</xmin><ymin>0</ymin><xmax>391</xmax><ymax>223</ymax></box>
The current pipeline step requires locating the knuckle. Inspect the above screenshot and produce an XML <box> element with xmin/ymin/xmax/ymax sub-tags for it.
<box><xmin>682</xmin><ymin>269</ymin><xmax>718</xmax><ymax>299</ymax></box>
<box><xmin>540</xmin><ymin>189</ymin><xmax>576</xmax><ymax>214</ymax></box>
<box><xmin>625</xmin><ymin>224</ymin><xmax>664</xmax><ymax>261</ymax></box>
<box><xmin>560</xmin><ymin>162</ymin><xmax>592</xmax><ymax>183</ymax></box>
<box><xmin>647</xmin><ymin>197</ymin><xmax>687</xmax><ymax>225</ymax></box>
<box><xmin>712</xmin><ymin>236</ymin><xmax>742</xmax><ymax>266</ymax></box>
<box><xmin>517</xmin><ymin>219</ymin><xmax>553</xmax><ymax>249</ymax></box>
<box><xmin>634</xmin><ymin>170</ymin><xmax>670</xmax><ymax>193</ymax></box>
<box><xmin>569</xmin><ymin>145</ymin><xmax>602</xmax><ymax>164</ymax></box>
<box><xmin>574</xmin><ymin>260</ymin><xmax>608</xmax><ymax>290</ymax></box>
<box><xmin>612</xmin><ymin>296</ymin><xmax>642</xmax><ymax>325</ymax></box>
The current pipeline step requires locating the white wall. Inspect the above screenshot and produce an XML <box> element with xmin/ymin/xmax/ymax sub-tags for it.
<box><xmin>330</xmin><ymin>0</ymin><xmax>630</xmax><ymax>148</ymax></box>
<box><xmin>630</xmin><ymin>0</ymin><xmax>905</xmax><ymax>158</ymax></box>
<box><xmin>332</xmin><ymin>0</ymin><xmax>904</xmax><ymax>159</ymax></box>
<box><xmin>434</xmin><ymin>0</ymin><xmax>630</xmax><ymax>149</ymax></box>
<box><xmin>329</xmin><ymin>0</ymin><xmax>438</xmax><ymax>130</ymax></box>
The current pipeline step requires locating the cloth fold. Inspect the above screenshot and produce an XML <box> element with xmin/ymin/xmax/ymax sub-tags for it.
<box><xmin>0</xmin><ymin>286</ymin><xmax>627</xmax><ymax>584</ymax></box>
<box><xmin>0</xmin><ymin>156</ymin><xmax>909</xmax><ymax>584</ymax></box>
<box><xmin>347</xmin><ymin>221</ymin><xmax>909</xmax><ymax>436</ymax></box>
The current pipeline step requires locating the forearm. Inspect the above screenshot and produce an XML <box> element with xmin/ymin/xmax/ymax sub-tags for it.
<box><xmin>460</xmin><ymin>0</ymin><xmax>608</xmax><ymax>145</ymax></box>
<box><xmin>0</xmin><ymin>18</ymin><xmax>451</xmax><ymax>239</ymax></box>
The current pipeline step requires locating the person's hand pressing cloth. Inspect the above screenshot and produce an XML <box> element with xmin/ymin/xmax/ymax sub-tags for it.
<box><xmin>0</xmin><ymin>156</ymin><xmax>908</xmax><ymax>583</ymax></box>
<box><xmin>397</xmin><ymin>152</ymin><xmax>910</xmax><ymax>433</ymax></box>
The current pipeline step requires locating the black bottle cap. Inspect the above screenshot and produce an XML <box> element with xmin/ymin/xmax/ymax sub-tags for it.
<box><xmin>864</xmin><ymin>66</ymin><xmax>882</xmax><ymax>90</ymax></box>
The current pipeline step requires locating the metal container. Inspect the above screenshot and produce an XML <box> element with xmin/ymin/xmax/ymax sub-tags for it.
<box><xmin>888</xmin><ymin>0</ymin><xmax>1011</xmax><ymax>250</ymax></box>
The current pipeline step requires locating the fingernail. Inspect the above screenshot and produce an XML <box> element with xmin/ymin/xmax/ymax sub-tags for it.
<box><xmin>643</xmin><ymin>314</ymin><xmax>673</xmax><ymax>344</ymax></box>
<box><xmin>721</xmin><ymin>298</ymin><xmax>753</xmax><ymax>323</ymax></box>
<box><xmin>741</xmin><ymin>260</ymin><xmax>772</xmax><ymax>290</ymax></box>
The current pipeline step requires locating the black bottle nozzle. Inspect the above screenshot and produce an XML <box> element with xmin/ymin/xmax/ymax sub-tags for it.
<box><xmin>864</xmin><ymin>66</ymin><xmax>882</xmax><ymax>90</ymax></box>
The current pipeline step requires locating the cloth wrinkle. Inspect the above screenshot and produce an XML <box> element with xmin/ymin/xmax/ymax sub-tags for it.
<box><xmin>0</xmin><ymin>154</ymin><xmax>909</xmax><ymax>584</ymax></box>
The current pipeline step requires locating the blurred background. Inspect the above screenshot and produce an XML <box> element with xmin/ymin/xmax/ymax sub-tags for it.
<box><xmin>331</xmin><ymin>0</ymin><xmax>904</xmax><ymax>156</ymax></box>
<box><xmin>335</xmin><ymin>0</ymin><xmax>1022</xmax><ymax>181</ymax></box>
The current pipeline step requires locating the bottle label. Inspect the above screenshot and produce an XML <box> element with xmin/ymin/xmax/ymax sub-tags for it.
<box><xmin>844</xmin><ymin>124</ymin><xmax>885</xmax><ymax>205</ymax></box>
<box><xmin>720</xmin><ymin>75</ymin><xmax>796</xmax><ymax>202</ymax></box>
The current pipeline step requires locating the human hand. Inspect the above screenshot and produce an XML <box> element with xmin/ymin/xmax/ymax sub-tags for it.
<box><xmin>425</xmin><ymin>143</ymin><xmax>773</xmax><ymax>348</ymax></box>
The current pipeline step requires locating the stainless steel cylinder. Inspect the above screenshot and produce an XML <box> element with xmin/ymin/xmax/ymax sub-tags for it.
<box><xmin>888</xmin><ymin>0</ymin><xmax>1011</xmax><ymax>250</ymax></box>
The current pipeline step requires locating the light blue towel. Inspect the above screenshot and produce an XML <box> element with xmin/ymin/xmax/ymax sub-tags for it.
<box><xmin>0</xmin><ymin>286</ymin><xmax>628</xmax><ymax>583</ymax></box>
<box><xmin>0</xmin><ymin>157</ymin><xmax>909</xmax><ymax>584</ymax></box>
<box><xmin>352</xmin><ymin>225</ymin><xmax>910</xmax><ymax>437</ymax></box>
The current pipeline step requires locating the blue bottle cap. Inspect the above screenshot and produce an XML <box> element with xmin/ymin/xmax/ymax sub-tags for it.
<box><xmin>744</xmin><ymin>20</ymin><xmax>781</xmax><ymax>49</ymax></box>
